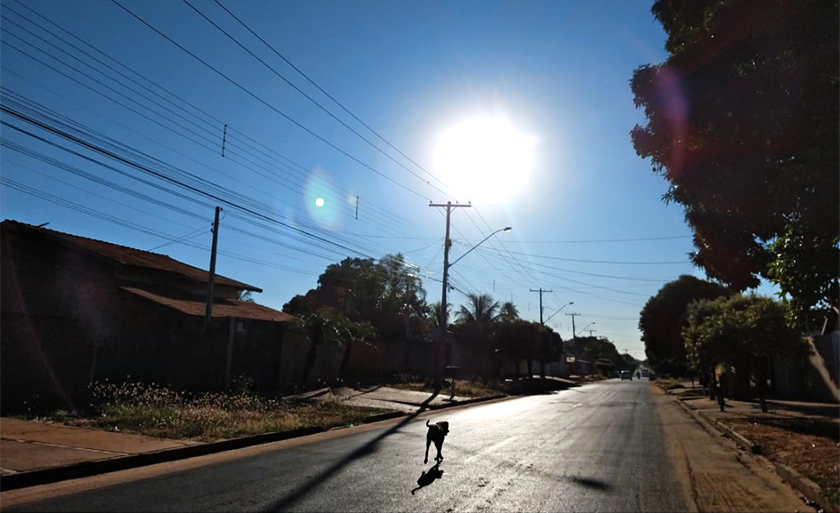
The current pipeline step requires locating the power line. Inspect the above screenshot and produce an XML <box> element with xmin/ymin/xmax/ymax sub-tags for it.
<box><xmin>474</xmin><ymin>246</ymin><xmax>691</xmax><ymax>265</ymax></box>
<box><xmin>507</xmin><ymin>235</ymin><xmax>692</xmax><ymax>244</ymax></box>
<box><xmin>0</xmin><ymin>38</ymin><xmax>406</xmax><ymax>236</ymax></box>
<box><xmin>3</xmin><ymin>0</ymin><xmax>413</xmax><ymax>229</ymax></box>
<box><xmin>108</xmin><ymin>0</ymin><xmax>434</xmax><ymax>201</ymax></box>
<box><xmin>1</xmin><ymin>105</ymin><xmax>377</xmax><ymax>259</ymax></box>
<box><xmin>181</xmin><ymin>0</ymin><xmax>454</xmax><ymax>200</ymax></box>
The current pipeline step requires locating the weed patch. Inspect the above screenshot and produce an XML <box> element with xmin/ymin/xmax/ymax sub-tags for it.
<box><xmin>46</xmin><ymin>381</ymin><xmax>388</xmax><ymax>442</ymax></box>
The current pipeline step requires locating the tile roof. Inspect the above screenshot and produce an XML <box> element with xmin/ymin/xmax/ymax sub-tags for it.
<box><xmin>1</xmin><ymin>220</ymin><xmax>261</xmax><ymax>292</ymax></box>
<box><xmin>121</xmin><ymin>287</ymin><xmax>293</xmax><ymax>323</ymax></box>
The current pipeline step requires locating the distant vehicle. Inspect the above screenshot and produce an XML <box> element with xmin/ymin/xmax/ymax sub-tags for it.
<box><xmin>620</xmin><ymin>370</ymin><xmax>632</xmax><ymax>380</ymax></box>
<box><xmin>641</xmin><ymin>370</ymin><xmax>650</xmax><ymax>378</ymax></box>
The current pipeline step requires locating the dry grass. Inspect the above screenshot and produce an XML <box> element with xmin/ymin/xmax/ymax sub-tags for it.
<box><xmin>48</xmin><ymin>381</ymin><xmax>389</xmax><ymax>442</ymax></box>
<box><xmin>726</xmin><ymin>416</ymin><xmax>839</xmax><ymax>506</ymax></box>
<box><xmin>389</xmin><ymin>376</ymin><xmax>508</xmax><ymax>397</ymax></box>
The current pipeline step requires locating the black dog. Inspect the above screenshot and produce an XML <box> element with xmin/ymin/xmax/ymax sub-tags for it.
<box><xmin>424</xmin><ymin>419</ymin><xmax>449</xmax><ymax>464</ymax></box>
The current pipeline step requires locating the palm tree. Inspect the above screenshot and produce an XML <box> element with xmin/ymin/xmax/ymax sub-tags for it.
<box><xmin>427</xmin><ymin>301</ymin><xmax>450</xmax><ymax>328</ymax></box>
<box><xmin>456</xmin><ymin>293</ymin><xmax>500</xmax><ymax>325</ymax></box>
<box><xmin>498</xmin><ymin>301</ymin><xmax>519</xmax><ymax>322</ymax></box>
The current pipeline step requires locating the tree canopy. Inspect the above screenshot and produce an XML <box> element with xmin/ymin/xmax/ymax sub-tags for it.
<box><xmin>565</xmin><ymin>336</ymin><xmax>633</xmax><ymax>374</ymax></box>
<box><xmin>282</xmin><ymin>254</ymin><xmax>427</xmax><ymax>342</ymax></box>
<box><xmin>683</xmin><ymin>293</ymin><xmax>803</xmax><ymax>411</ymax></box>
<box><xmin>639</xmin><ymin>275</ymin><xmax>731</xmax><ymax>375</ymax></box>
<box><xmin>630</xmin><ymin>0</ymin><xmax>839</xmax><ymax>327</ymax></box>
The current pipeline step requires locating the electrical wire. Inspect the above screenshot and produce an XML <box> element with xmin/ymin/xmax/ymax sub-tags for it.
<box><xmin>108</xmin><ymin>0</ymin><xmax>435</xmax><ymax>201</ymax></box>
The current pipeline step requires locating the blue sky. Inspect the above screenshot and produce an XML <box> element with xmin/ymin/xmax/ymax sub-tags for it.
<box><xmin>0</xmin><ymin>0</ymin><xmax>746</xmax><ymax>360</ymax></box>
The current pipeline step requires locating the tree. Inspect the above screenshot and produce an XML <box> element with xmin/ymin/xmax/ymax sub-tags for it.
<box><xmin>283</xmin><ymin>254</ymin><xmax>428</xmax><ymax>343</ymax></box>
<box><xmin>491</xmin><ymin>319</ymin><xmax>545</xmax><ymax>378</ymax></box>
<box><xmin>630</xmin><ymin>0</ymin><xmax>839</xmax><ymax>328</ymax></box>
<box><xmin>683</xmin><ymin>294</ymin><xmax>804</xmax><ymax>411</ymax></box>
<box><xmin>498</xmin><ymin>301</ymin><xmax>519</xmax><ymax>322</ymax></box>
<box><xmin>639</xmin><ymin>275</ymin><xmax>731</xmax><ymax>375</ymax></box>
<box><xmin>455</xmin><ymin>293</ymin><xmax>500</xmax><ymax>326</ymax></box>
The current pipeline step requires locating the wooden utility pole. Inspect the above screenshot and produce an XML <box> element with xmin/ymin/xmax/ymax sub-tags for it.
<box><xmin>530</xmin><ymin>288</ymin><xmax>553</xmax><ymax>325</ymax></box>
<box><xmin>429</xmin><ymin>201</ymin><xmax>471</xmax><ymax>376</ymax></box>
<box><xmin>429</xmin><ymin>201</ymin><xmax>471</xmax><ymax>333</ymax></box>
<box><xmin>566</xmin><ymin>312</ymin><xmax>580</xmax><ymax>340</ymax></box>
<box><xmin>204</xmin><ymin>206</ymin><xmax>222</xmax><ymax>331</ymax></box>
<box><xmin>531</xmin><ymin>288</ymin><xmax>553</xmax><ymax>378</ymax></box>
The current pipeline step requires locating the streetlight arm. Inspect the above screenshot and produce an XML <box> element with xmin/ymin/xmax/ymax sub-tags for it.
<box><xmin>448</xmin><ymin>227</ymin><xmax>511</xmax><ymax>269</ymax></box>
<box><xmin>576</xmin><ymin>322</ymin><xmax>595</xmax><ymax>337</ymax></box>
<box><xmin>545</xmin><ymin>301</ymin><xmax>574</xmax><ymax>323</ymax></box>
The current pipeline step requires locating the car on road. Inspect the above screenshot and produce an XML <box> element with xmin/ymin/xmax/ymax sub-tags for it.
<box><xmin>620</xmin><ymin>370</ymin><xmax>633</xmax><ymax>380</ymax></box>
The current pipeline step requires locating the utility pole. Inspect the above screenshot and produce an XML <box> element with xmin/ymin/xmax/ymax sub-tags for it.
<box><xmin>429</xmin><ymin>201</ymin><xmax>471</xmax><ymax>332</ymax></box>
<box><xmin>585</xmin><ymin>328</ymin><xmax>597</xmax><ymax>337</ymax></box>
<box><xmin>530</xmin><ymin>288</ymin><xmax>553</xmax><ymax>325</ymax></box>
<box><xmin>530</xmin><ymin>288</ymin><xmax>552</xmax><ymax>379</ymax></box>
<box><xmin>429</xmin><ymin>201</ymin><xmax>471</xmax><ymax>376</ymax></box>
<box><xmin>204</xmin><ymin>206</ymin><xmax>222</xmax><ymax>331</ymax></box>
<box><xmin>566</xmin><ymin>312</ymin><xmax>580</xmax><ymax>340</ymax></box>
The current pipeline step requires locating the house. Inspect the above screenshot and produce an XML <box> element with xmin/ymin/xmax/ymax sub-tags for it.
<box><xmin>0</xmin><ymin>220</ymin><xmax>296</xmax><ymax>413</ymax></box>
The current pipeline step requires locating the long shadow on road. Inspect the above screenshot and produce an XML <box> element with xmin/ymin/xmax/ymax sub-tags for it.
<box><xmin>262</xmin><ymin>389</ymin><xmax>440</xmax><ymax>512</ymax></box>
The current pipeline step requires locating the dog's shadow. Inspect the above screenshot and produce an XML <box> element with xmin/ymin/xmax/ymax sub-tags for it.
<box><xmin>411</xmin><ymin>463</ymin><xmax>444</xmax><ymax>495</ymax></box>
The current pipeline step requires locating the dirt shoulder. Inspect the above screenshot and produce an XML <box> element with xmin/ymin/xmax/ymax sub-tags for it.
<box><xmin>652</xmin><ymin>384</ymin><xmax>815</xmax><ymax>513</ymax></box>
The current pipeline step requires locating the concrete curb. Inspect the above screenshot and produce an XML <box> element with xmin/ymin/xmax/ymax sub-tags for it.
<box><xmin>673</xmin><ymin>395</ymin><xmax>730</xmax><ymax>441</ymax></box>
<box><xmin>694</xmin><ymin>410</ymin><xmax>761</xmax><ymax>454</ymax></box>
<box><xmin>0</xmin><ymin>393</ymin><xmax>510</xmax><ymax>492</ymax></box>
<box><xmin>773</xmin><ymin>461</ymin><xmax>839</xmax><ymax>513</ymax></box>
<box><xmin>0</xmin><ymin>426</ymin><xmax>325</xmax><ymax>492</ymax></box>
<box><xmin>669</xmin><ymin>393</ymin><xmax>839</xmax><ymax>512</ymax></box>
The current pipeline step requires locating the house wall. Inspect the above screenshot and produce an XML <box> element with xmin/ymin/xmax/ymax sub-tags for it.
<box><xmin>1</xmin><ymin>230</ymin><xmax>120</xmax><ymax>412</ymax></box>
<box><xmin>771</xmin><ymin>335</ymin><xmax>840</xmax><ymax>403</ymax></box>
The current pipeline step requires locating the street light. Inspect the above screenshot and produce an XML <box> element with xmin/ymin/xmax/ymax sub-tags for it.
<box><xmin>545</xmin><ymin>301</ymin><xmax>574</xmax><ymax>323</ymax></box>
<box><xmin>576</xmin><ymin>321</ymin><xmax>595</xmax><ymax>337</ymax></box>
<box><xmin>447</xmin><ymin>227</ymin><xmax>512</xmax><ymax>268</ymax></box>
<box><xmin>439</xmin><ymin>226</ymin><xmax>512</xmax><ymax>333</ymax></box>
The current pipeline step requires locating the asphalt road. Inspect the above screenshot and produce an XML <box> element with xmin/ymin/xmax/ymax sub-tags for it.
<box><xmin>8</xmin><ymin>379</ymin><xmax>689</xmax><ymax>512</ymax></box>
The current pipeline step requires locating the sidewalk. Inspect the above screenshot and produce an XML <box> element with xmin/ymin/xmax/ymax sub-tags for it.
<box><xmin>664</xmin><ymin>381</ymin><xmax>839</xmax><ymax>512</ymax></box>
<box><xmin>0</xmin><ymin>417</ymin><xmax>199</xmax><ymax>475</ymax></box>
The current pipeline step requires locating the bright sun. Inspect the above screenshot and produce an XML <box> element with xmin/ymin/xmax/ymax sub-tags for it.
<box><xmin>433</xmin><ymin>117</ymin><xmax>535</xmax><ymax>203</ymax></box>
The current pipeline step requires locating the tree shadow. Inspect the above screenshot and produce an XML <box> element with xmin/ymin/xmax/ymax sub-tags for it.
<box><xmin>262</xmin><ymin>389</ymin><xmax>440</xmax><ymax>512</ymax></box>
<box><xmin>343</xmin><ymin>385</ymin><xmax>385</xmax><ymax>401</ymax></box>
<box><xmin>567</xmin><ymin>476</ymin><xmax>612</xmax><ymax>491</ymax></box>
<box><xmin>411</xmin><ymin>463</ymin><xmax>444</xmax><ymax>494</ymax></box>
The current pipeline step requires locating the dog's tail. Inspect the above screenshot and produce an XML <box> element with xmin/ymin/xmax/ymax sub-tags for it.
<box><xmin>426</xmin><ymin>419</ymin><xmax>431</xmax><ymax>427</ymax></box>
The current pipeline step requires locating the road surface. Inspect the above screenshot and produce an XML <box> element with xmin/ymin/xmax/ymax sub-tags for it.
<box><xmin>2</xmin><ymin>379</ymin><xmax>810</xmax><ymax>512</ymax></box>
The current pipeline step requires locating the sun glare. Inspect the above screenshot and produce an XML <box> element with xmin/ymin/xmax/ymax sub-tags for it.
<box><xmin>433</xmin><ymin>117</ymin><xmax>535</xmax><ymax>203</ymax></box>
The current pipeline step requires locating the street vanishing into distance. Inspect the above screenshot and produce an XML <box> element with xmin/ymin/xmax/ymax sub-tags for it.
<box><xmin>3</xmin><ymin>379</ymin><xmax>811</xmax><ymax>513</ymax></box>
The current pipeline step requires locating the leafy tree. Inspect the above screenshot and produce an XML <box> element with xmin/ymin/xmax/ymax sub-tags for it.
<box><xmin>630</xmin><ymin>0</ymin><xmax>839</xmax><ymax>327</ymax></box>
<box><xmin>566</xmin><ymin>336</ymin><xmax>627</xmax><ymax>373</ymax></box>
<box><xmin>639</xmin><ymin>275</ymin><xmax>731</xmax><ymax>375</ymax></box>
<box><xmin>683</xmin><ymin>294</ymin><xmax>804</xmax><ymax>411</ymax></box>
<box><xmin>283</xmin><ymin>254</ymin><xmax>427</xmax><ymax>343</ymax></box>
<box><xmin>491</xmin><ymin>319</ymin><xmax>545</xmax><ymax>378</ymax></box>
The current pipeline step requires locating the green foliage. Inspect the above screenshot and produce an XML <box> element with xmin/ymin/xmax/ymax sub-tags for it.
<box><xmin>683</xmin><ymin>293</ymin><xmax>805</xmax><ymax>377</ymax></box>
<box><xmin>566</xmin><ymin>335</ymin><xmax>626</xmax><ymax>370</ymax></box>
<box><xmin>491</xmin><ymin>319</ymin><xmax>546</xmax><ymax>363</ymax></box>
<box><xmin>631</xmin><ymin>0</ymin><xmax>839</xmax><ymax>325</ymax></box>
<box><xmin>283</xmin><ymin>254</ymin><xmax>428</xmax><ymax>342</ymax></box>
<box><xmin>455</xmin><ymin>293</ymin><xmax>500</xmax><ymax>326</ymax></box>
<box><xmin>639</xmin><ymin>275</ymin><xmax>731</xmax><ymax>374</ymax></box>
<box><xmin>498</xmin><ymin>301</ymin><xmax>520</xmax><ymax>322</ymax></box>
